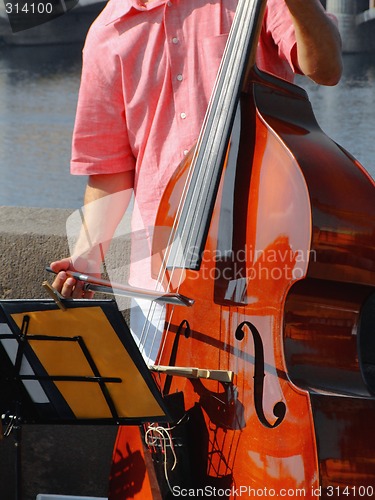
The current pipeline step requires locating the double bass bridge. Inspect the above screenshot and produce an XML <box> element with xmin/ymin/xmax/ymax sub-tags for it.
<box><xmin>149</xmin><ymin>365</ymin><xmax>234</xmax><ymax>383</ymax></box>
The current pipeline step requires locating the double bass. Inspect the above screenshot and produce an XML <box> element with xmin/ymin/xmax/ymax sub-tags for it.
<box><xmin>109</xmin><ymin>0</ymin><xmax>375</xmax><ymax>498</ymax></box>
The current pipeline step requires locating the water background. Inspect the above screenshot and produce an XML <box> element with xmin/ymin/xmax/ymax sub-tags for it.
<box><xmin>0</xmin><ymin>45</ymin><xmax>374</xmax><ymax>209</ymax></box>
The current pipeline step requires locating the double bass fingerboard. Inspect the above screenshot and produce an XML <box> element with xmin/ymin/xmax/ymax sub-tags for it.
<box><xmin>166</xmin><ymin>0</ymin><xmax>266</xmax><ymax>270</ymax></box>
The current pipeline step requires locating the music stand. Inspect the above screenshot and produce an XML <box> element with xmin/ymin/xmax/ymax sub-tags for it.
<box><xmin>0</xmin><ymin>298</ymin><xmax>171</xmax><ymax>499</ymax></box>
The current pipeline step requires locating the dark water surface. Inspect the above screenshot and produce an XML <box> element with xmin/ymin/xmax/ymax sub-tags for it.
<box><xmin>0</xmin><ymin>43</ymin><xmax>86</xmax><ymax>208</ymax></box>
<box><xmin>296</xmin><ymin>53</ymin><xmax>375</xmax><ymax>181</ymax></box>
<box><xmin>0</xmin><ymin>46</ymin><xmax>374</xmax><ymax>209</ymax></box>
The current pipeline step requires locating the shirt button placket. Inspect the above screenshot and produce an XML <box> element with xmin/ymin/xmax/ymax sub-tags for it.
<box><xmin>171</xmin><ymin>36</ymin><xmax>183</xmax><ymax>84</ymax></box>
<box><xmin>169</xmin><ymin>31</ymin><xmax>186</xmax><ymax>120</ymax></box>
<box><xmin>164</xmin><ymin>1</ymin><xmax>188</xmax><ymax>154</ymax></box>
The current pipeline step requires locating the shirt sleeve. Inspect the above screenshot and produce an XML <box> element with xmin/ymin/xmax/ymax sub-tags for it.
<box><xmin>258</xmin><ymin>1</ymin><xmax>338</xmax><ymax>81</ymax></box>
<box><xmin>257</xmin><ymin>0</ymin><xmax>299</xmax><ymax>81</ymax></box>
<box><xmin>70</xmin><ymin>27</ymin><xmax>136</xmax><ymax>176</ymax></box>
<box><xmin>266</xmin><ymin>0</ymin><xmax>299</xmax><ymax>68</ymax></box>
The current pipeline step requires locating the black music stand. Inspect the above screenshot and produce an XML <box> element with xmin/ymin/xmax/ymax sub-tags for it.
<box><xmin>0</xmin><ymin>298</ymin><xmax>171</xmax><ymax>500</ymax></box>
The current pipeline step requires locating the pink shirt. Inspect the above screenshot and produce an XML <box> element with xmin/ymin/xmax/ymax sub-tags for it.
<box><xmin>71</xmin><ymin>0</ymin><xmax>300</xmax><ymax>287</ymax></box>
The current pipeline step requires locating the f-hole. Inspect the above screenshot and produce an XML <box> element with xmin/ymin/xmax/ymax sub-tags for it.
<box><xmin>235</xmin><ymin>321</ymin><xmax>286</xmax><ymax>428</ymax></box>
<box><xmin>162</xmin><ymin>320</ymin><xmax>191</xmax><ymax>396</ymax></box>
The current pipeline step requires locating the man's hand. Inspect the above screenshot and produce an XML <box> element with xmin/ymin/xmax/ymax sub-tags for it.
<box><xmin>49</xmin><ymin>257</ymin><xmax>95</xmax><ymax>299</ymax></box>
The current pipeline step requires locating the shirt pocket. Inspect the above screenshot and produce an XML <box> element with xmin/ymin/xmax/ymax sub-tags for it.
<box><xmin>199</xmin><ymin>33</ymin><xmax>229</xmax><ymax>102</ymax></box>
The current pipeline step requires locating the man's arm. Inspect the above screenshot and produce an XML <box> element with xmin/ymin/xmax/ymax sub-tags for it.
<box><xmin>50</xmin><ymin>170</ymin><xmax>134</xmax><ymax>298</ymax></box>
<box><xmin>285</xmin><ymin>0</ymin><xmax>343</xmax><ymax>85</ymax></box>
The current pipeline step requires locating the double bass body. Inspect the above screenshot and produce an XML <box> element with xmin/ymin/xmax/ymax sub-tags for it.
<box><xmin>108</xmin><ymin>67</ymin><xmax>375</xmax><ymax>499</ymax></box>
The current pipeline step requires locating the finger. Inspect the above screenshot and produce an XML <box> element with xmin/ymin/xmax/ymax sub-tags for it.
<box><xmin>71</xmin><ymin>280</ymin><xmax>85</xmax><ymax>299</ymax></box>
<box><xmin>82</xmin><ymin>288</ymin><xmax>95</xmax><ymax>299</ymax></box>
<box><xmin>60</xmin><ymin>276</ymin><xmax>77</xmax><ymax>298</ymax></box>
<box><xmin>50</xmin><ymin>258</ymin><xmax>72</xmax><ymax>273</ymax></box>
<box><xmin>52</xmin><ymin>271</ymin><xmax>69</xmax><ymax>293</ymax></box>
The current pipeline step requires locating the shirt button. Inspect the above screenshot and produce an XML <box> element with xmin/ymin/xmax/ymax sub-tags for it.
<box><xmin>176</xmin><ymin>74</ymin><xmax>183</xmax><ymax>81</ymax></box>
<box><xmin>180</xmin><ymin>112</ymin><xmax>187</xmax><ymax>119</ymax></box>
<box><xmin>172</xmin><ymin>37</ymin><xmax>179</xmax><ymax>44</ymax></box>
<box><xmin>183</xmin><ymin>149</ymin><xmax>189</xmax><ymax>156</ymax></box>
<box><xmin>167</xmin><ymin>1</ymin><xmax>172</xmax><ymax>6</ymax></box>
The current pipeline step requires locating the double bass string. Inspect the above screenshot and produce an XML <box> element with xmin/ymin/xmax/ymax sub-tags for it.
<box><xmin>138</xmin><ymin>0</ymin><xmax>257</xmax><ymax>364</ymax></box>
<box><xmin>166</xmin><ymin>0</ymin><xmax>260</xmax><ymax>274</ymax></box>
<box><xmin>135</xmin><ymin>0</ymin><xmax>265</xmax><ymax>486</ymax></box>
<box><xmin>138</xmin><ymin>0</ymin><xmax>262</xmax><ymax>367</ymax></box>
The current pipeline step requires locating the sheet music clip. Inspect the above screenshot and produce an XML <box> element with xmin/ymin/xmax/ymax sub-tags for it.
<box><xmin>42</xmin><ymin>281</ymin><xmax>67</xmax><ymax>311</ymax></box>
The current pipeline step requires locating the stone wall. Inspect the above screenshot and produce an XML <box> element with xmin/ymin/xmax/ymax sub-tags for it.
<box><xmin>0</xmin><ymin>206</ymin><xmax>119</xmax><ymax>500</ymax></box>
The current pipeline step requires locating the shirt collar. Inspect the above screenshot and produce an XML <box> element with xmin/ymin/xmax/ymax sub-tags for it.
<box><xmin>104</xmin><ymin>0</ymin><xmax>165</xmax><ymax>25</ymax></box>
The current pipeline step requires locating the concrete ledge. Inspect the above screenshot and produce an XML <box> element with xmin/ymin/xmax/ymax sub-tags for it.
<box><xmin>0</xmin><ymin>206</ymin><xmax>73</xmax><ymax>299</ymax></box>
<box><xmin>0</xmin><ymin>206</ymin><xmax>118</xmax><ymax>500</ymax></box>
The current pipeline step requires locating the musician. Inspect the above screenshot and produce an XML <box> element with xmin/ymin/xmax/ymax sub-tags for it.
<box><xmin>50</xmin><ymin>0</ymin><xmax>342</xmax><ymax>361</ymax></box>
